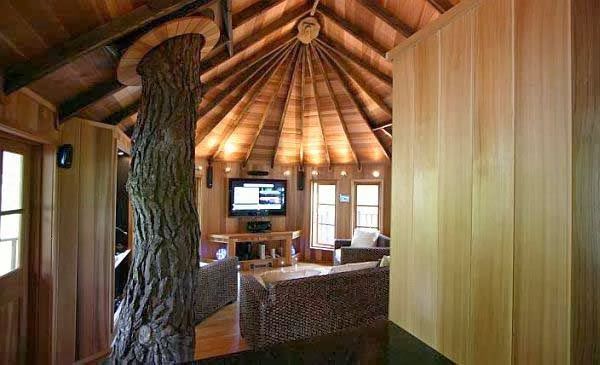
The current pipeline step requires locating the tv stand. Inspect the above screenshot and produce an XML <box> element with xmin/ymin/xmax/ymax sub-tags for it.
<box><xmin>209</xmin><ymin>230</ymin><xmax>301</xmax><ymax>267</ymax></box>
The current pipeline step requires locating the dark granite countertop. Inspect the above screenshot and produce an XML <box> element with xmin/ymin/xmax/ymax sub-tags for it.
<box><xmin>191</xmin><ymin>320</ymin><xmax>454</xmax><ymax>365</ymax></box>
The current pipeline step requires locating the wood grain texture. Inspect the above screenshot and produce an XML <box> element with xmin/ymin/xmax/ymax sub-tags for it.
<box><xmin>436</xmin><ymin>13</ymin><xmax>473</xmax><ymax>364</ymax></box>
<box><xmin>513</xmin><ymin>0</ymin><xmax>572</xmax><ymax>363</ymax></box>
<box><xmin>571</xmin><ymin>0</ymin><xmax>600</xmax><ymax>363</ymax></box>
<box><xmin>0</xmin><ymin>90</ymin><xmax>58</xmax><ymax>144</ymax></box>
<box><xmin>470</xmin><ymin>0</ymin><xmax>514</xmax><ymax>363</ymax></box>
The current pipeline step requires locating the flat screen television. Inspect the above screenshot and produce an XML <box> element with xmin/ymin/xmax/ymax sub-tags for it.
<box><xmin>228</xmin><ymin>178</ymin><xmax>287</xmax><ymax>217</ymax></box>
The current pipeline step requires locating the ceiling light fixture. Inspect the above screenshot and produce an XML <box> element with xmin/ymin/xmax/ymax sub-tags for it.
<box><xmin>372</xmin><ymin>170</ymin><xmax>380</xmax><ymax>178</ymax></box>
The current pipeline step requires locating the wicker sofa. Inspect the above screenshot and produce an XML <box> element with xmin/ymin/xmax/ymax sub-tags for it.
<box><xmin>193</xmin><ymin>256</ymin><xmax>238</xmax><ymax>324</ymax></box>
<box><xmin>240</xmin><ymin>266</ymin><xmax>389</xmax><ymax>348</ymax></box>
<box><xmin>334</xmin><ymin>233</ymin><xmax>391</xmax><ymax>265</ymax></box>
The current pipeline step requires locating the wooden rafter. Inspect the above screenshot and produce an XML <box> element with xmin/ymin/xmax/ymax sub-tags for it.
<box><xmin>245</xmin><ymin>46</ymin><xmax>300</xmax><ymax>166</ymax></box>
<box><xmin>317</xmin><ymin>43</ymin><xmax>391</xmax><ymax>117</ymax></box>
<box><xmin>372</xmin><ymin>122</ymin><xmax>392</xmax><ymax>131</ymax></box>
<box><xmin>427</xmin><ymin>0</ymin><xmax>454</xmax><ymax>13</ymax></box>
<box><xmin>316</xmin><ymin>45</ymin><xmax>390</xmax><ymax>160</ymax></box>
<box><xmin>310</xmin><ymin>45</ymin><xmax>360</xmax><ymax>167</ymax></box>
<box><xmin>315</xmin><ymin>37</ymin><xmax>391</xmax><ymax>86</ymax></box>
<box><xmin>2</xmin><ymin>0</ymin><xmax>216</xmax><ymax>94</ymax></box>
<box><xmin>221</xmin><ymin>0</ymin><xmax>234</xmax><ymax>57</ymax></box>
<box><xmin>58</xmin><ymin>80</ymin><xmax>126</xmax><ymax>122</ymax></box>
<box><xmin>353</xmin><ymin>0</ymin><xmax>414</xmax><ymax>37</ymax></box>
<box><xmin>272</xmin><ymin>47</ymin><xmax>302</xmax><ymax>168</ymax></box>
<box><xmin>232</xmin><ymin>0</ymin><xmax>287</xmax><ymax>28</ymax></box>
<box><xmin>317</xmin><ymin>5</ymin><xmax>387</xmax><ymax>58</ymax></box>
<box><xmin>299</xmin><ymin>47</ymin><xmax>306</xmax><ymax>166</ymax></box>
<box><xmin>196</xmin><ymin>42</ymin><xmax>295</xmax><ymax>144</ymax></box>
<box><xmin>305</xmin><ymin>45</ymin><xmax>331</xmax><ymax>167</ymax></box>
<box><xmin>211</xmin><ymin>46</ymin><xmax>294</xmax><ymax>159</ymax></box>
<box><xmin>103</xmin><ymin>101</ymin><xmax>140</xmax><ymax>126</ymax></box>
<box><xmin>310</xmin><ymin>0</ymin><xmax>321</xmax><ymax>16</ymax></box>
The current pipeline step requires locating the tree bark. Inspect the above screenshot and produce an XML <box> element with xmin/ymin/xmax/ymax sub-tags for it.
<box><xmin>112</xmin><ymin>34</ymin><xmax>204</xmax><ymax>364</ymax></box>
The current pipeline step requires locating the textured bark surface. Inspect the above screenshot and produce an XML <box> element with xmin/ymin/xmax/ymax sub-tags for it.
<box><xmin>112</xmin><ymin>34</ymin><xmax>204</xmax><ymax>364</ymax></box>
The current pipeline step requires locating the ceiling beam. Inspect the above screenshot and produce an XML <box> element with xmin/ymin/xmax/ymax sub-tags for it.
<box><xmin>102</xmin><ymin>101</ymin><xmax>140</xmax><ymax>126</ymax></box>
<box><xmin>210</xmin><ymin>46</ymin><xmax>294</xmax><ymax>159</ymax></box>
<box><xmin>196</xmin><ymin>42</ymin><xmax>294</xmax><ymax>144</ymax></box>
<box><xmin>315</xmin><ymin>37</ymin><xmax>391</xmax><ymax>87</ymax></box>
<box><xmin>221</xmin><ymin>0</ymin><xmax>234</xmax><ymax>57</ymax></box>
<box><xmin>317</xmin><ymin>42</ymin><xmax>391</xmax><ymax>117</ymax></box>
<box><xmin>353</xmin><ymin>0</ymin><xmax>414</xmax><ymax>38</ymax></box>
<box><xmin>58</xmin><ymin>80</ymin><xmax>127</xmax><ymax>122</ymax></box>
<box><xmin>232</xmin><ymin>0</ymin><xmax>287</xmax><ymax>28</ymax></box>
<box><xmin>310</xmin><ymin>0</ymin><xmax>320</xmax><ymax>16</ymax></box>
<box><xmin>316</xmin><ymin>45</ymin><xmax>390</xmax><ymax>160</ymax></box>
<box><xmin>299</xmin><ymin>47</ymin><xmax>306</xmax><ymax>166</ymax></box>
<box><xmin>272</xmin><ymin>47</ymin><xmax>302</xmax><ymax>168</ymax></box>
<box><xmin>310</xmin><ymin>45</ymin><xmax>360</xmax><ymax>167</ymax></box>
<box><xmin>317</xmin><ymin>5</ymin><xmax>387</xmax><ymax>58</ymax></box>
<box><xmin>372</xmin><ymin>122</ymin><xmax>392</xmax><ymax>131</ymax></box>
<box><xmin>245</xmin><ymin>46</ymin><xmax>300</xmax><ymax>166</ymax></box>
<box><xmin>427</xmin><ymin>0</ymin><xmax>454</xmax><ymax>13</ymax></box>
<box><xmin>306</xmin><ymin>45</ymin><xmax>331</xmax><ymax>168</ymax></box>
<box><xmin>380</xmin><ymin>127</ymin><xmax>392</xmax><ymax>138</ymax></box>
<box><xmin>2</xmin><ymin>0</ymin><xmax>216</xmax><ymax>95</ymax></box>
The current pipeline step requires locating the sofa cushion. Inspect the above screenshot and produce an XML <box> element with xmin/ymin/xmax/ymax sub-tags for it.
<box><xmin>350</xmin><ymin>228</ymin><xmax>379</xmax><ymax>248</ymax></box>
<box><xmin>259</xmin><ymin>269</ymin><xmax>321</xmax><ymax>287</ymax></box>
<box><xmin>379</xmin><ymin>255</ymin><xmax>391</xmax><ymax>267</ymax></box>
<box><xmin>334</xmin><ymin>249</ymin><xmax>342</xmax><ymax>265</ymax></box>
<box><xmin>329</xmin><ymin>260</ymin><xmax>379</xmax><ymax>274</ymax></box>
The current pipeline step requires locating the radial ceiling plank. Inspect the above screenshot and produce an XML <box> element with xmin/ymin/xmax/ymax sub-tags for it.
<box><xmin>232</xmin><ymin>0</ymin><xmax>288</xmax><ymax>28</ymax></box>
<box><xmin>305</xmin><ymin>44</ymin><xmax>331</xmax><ymax>168</ymax></box>
<box><xmin>310</xmin><ymin>44</ymin><xmax>360</xmax><ymax>167</ymax></box>
<box><xmin>221</xmin><ymin>0</ymin><xmax>234</xmax><ymax>57</ymax></box>
<box><xmin>316</xmin><ymin>44</ymin><xmax>390</xmax><ymax>160</ymax></box>
<box><xmin>353</xmin><ymin>0</ymin><xmax>414</xmax><ymax>38</ymax></box>
<box><xmin>316</xmin><ymin>4</ymin><xmax>387</xmax><ymax>58</ymax></box>
<box><xmin>245</xmin><ymin>45</ymin><xmax>301</xmax><ymax>166</ymax></box>
<box><xmin>428</xmin><ymin>0</ymin><xmax>454</xmax><ymax>13</ymax></box>
<box><xmin>211</xmin><ymin>45</ymin><xmax>295</xmax><ymax>159</ymax></box>
<box><xmin>196</xmin><ymin>42</ymin><xmax>295</xmax><ymax>145</ymax></box>
<box><xmin>2</xmin><ymin>0</ymin><xmax>216</xmax><ymax>94</ymax></box>
<box><xmin>58</xmin><ymin>79</ymin><xmax>126</xmax><ymax>122</ymax></box>
<box><xmin>272</xmin><ymin>46</ymin><xmax>303</xmax><ymax>167</ymax></box>
<box><xmin>315</xmin><ymin>37</ymin><xmax>391</xmax><ymax>86</ymax></box>
<box><xmin>299</xmin><ymin>47</ymin><xmax>306</xmax><ymax>165</ymax></box>
<box><xmin>103</xmin><ymin>101</ymin><xmax>140</xmax><ymax>126</ymax></box>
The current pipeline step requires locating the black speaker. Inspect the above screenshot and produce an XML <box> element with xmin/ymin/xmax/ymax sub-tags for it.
<box><xmin>297</xmin><ymin>170</ymin><xmax>305</xmax><ymax>191</ymax></box>
<box><xmin>57</xmin><ymin>144</ymin><xmax>73</xmax><ymax>169</ymax></box>
<box><xmin>206</xmin><ymin>164</ymin><xmax>213</xmax><ymax>189</ymax></box>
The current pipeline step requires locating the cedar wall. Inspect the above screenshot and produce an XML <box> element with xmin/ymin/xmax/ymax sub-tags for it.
<box><xmin>389</xmin><ymin>0</ymin><xmax>598</xmax><ymax>364</ymax></box>
<box><xmin>196</xmin><ymin>160</ymin><xmax>391</xmax><ymax>263</ymax></box>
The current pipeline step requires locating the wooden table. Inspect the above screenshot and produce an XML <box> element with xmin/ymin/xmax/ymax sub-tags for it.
<box><xmin>209</xmin><ymin>231</ymin><xmax>301</xmax><ymax>267</ymax></box>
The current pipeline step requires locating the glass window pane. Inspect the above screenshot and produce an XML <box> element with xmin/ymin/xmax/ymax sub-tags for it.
<box><xmin>318</xmin><ymin>184</ymin><xmax>336</xmax><ymax>205</ymax></box>
<box><xmin>318</xmin><ymin>205</ymin><xmax>335</xmax><ymax>225</ymax></box>
<box><xmin>0</xmin><ymin>213</ymin><xmax>21</xmax><ymax>276</ymax></box>
<box><xmin>2</xmin><ymin>152</ymin><xmax>24</xmax><ymax>212</ymax></box>
<box><xmin>318</xmin><ymin>224</ymin><xmax>335</xmax><ymax>245</ymax></box>
<box><xmin>356</xmin><ymin>184</ymin><xmax>379</xmax><ymax>206</ymax></box>
<box><xmin>357</xmin><ymin>206</ymin><xmax>379</xmax><ymax>228</ymax></box>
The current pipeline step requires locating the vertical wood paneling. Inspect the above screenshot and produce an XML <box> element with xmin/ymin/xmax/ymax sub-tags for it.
<box><xmin>411</xmin><ymin>32</ymin><xmax>440</xmax><ymax>347</ymax></box>
<box><xmin>389</xmin><ymin>46</ymin><xmax>415</xmax><ymax>329</ymax></box>
<box><xmin>571</xmin><ymin>0</ymin><xmax>600</xmax><ymax>363</ymax></box>
<box><xmin>437</xmin><ymin>13</ymin><xmax>473</xmax><ymax>364</ymax></box>
<box><xmin>470</xmin><ymin>0</ymin><xmax>514</xmax><ymax>363</ymax></box>
<box><xmin>514</xmin><ymin>0</ymin><xmax>572</xmax><ymax>363</ymax></box>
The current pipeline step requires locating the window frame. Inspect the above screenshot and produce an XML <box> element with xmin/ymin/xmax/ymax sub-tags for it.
<box><xmin>352</xmin><ymin>180</ymin><xmax>383</xmax><ymax>231</ymax></box>
<box><xmin>310</xmin><ymin>180</ymin><xmax>338</xmax><ymax>250</ymax></box>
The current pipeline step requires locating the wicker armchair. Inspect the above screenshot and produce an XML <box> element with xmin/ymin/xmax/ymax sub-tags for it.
<box><xmin>194</xmin><ymin>257</ymin><xmax>238</xmax><ymax>324</ymax></box>
<box><xmin>334</xmin><ymin>234</ymin><xmax>391</xmax><ymax>265</ymax></box>
<box><xmin>240</xmin><ymin>267</ymin><xmax>389</xmax><ymax>348</ymax></box>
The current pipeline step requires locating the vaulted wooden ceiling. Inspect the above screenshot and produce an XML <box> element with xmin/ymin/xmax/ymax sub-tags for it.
<box><xmin>0</xmin><ymin>0</ymin><xmax>459</xmax><ymax>166</ymax></box>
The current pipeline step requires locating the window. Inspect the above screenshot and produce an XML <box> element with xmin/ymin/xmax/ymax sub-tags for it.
<box><xmin>311</xmin><ymin>182</ymin><xmax>336</xmax><ymax>248</ymax></box>
<box><xmin>355</xmin><ymin>183</ymin><xmax>381</xmax><ymax>230</ymax></box>
<box><xmin>0</xmin><ymin>151</ymin><xmax>24</xmax><ymax>276</ymax></box>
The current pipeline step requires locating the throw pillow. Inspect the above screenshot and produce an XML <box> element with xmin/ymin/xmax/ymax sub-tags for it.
<box><xmin>329</xmin><ymin>261</ymin><xmax>379</xmax><ymax>274</ymax></box>
<box><xmin>379</xmin><ymin>255</ymin><xmax>391</xmax><ymax>267</ymax></box>
<box><xmin>350</xmin><ymin>228</ymin><xmax>379</xmax><ymax>248</ymax></box>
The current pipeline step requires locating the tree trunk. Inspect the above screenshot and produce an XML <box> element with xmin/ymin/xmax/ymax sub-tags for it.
<box><xmin>112</xmin><ymin>34</ymin><xmax>204</xmax><ymax>364</ymax></box>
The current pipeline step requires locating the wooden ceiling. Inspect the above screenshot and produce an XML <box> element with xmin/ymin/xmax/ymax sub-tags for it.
<box><xmin>0</xmin><ymin>0</ymin><xmax>460</xmax><ymax>166</ymax></box>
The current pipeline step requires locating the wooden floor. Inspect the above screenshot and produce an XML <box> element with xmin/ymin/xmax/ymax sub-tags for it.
<box><xmin>194</xmin><ymin>262</ymin><xmax>331</xmax><ymax>360</ymax></box>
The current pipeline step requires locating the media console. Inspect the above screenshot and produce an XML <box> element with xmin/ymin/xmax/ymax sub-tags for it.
<box><xmin>209</xmin><ymin>230</ymin><xmax>301</xmax><ymax>268</ymax></box>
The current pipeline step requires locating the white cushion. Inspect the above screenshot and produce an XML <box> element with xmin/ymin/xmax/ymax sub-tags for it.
<box><xmin>259</xmin><ymin>269</ymin><xmax>321</xmax><ymax>287</ymax></box>
<box><xmin>379</xmin><ymin>255</ymin><xmax>391</xmax><ymax>267</ymax></box>
<box><xmin>350</xmin><ymin>228</ymin><xmax>379</xmax><ymax>248</ymax></box>
<box><xmin>334</xmin><ymin>249</ymin><xmax>342</xmax><ymax>265</ymax></box>
<box><xmin>329</xmin><ymin>261</ymin><xmax>379</xmax><ymax>274</ymax></box>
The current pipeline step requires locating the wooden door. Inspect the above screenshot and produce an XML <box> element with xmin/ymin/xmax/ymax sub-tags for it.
<box><xmin>0</xmin><ymin>138</ymin><xmax>31</xmax><ymax>364</ymax></box>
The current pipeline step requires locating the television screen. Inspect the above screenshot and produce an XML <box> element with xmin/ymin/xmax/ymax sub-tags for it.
<box><xmin>228</xmin><ymin>178</ymin><xmax>287</xmax><ymax>216</ymax></box>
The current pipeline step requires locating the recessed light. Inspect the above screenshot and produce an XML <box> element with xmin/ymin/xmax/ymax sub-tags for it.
<box><xmin>117</xmin><ymin>150</ymin><xmax>125</xmax><ymax>156</ymax></box>
<box><xmin>283</xmin><ymin>170</ymin><xmax>291</xmax><ymax>176</ymax></box>
<box><xmin>225</xmin><ymin>166</ymin><xmax>231</xmax><ymax>173</ymax></box>
<box><xmin>340</xmin><ymin>170</ymin><xmax>347</xmax><ymax>177</ymax></box>
<box><xmin>372</xmin><ymin>170</ymin><xmax>380</xmax><ymax>178</ymax></box>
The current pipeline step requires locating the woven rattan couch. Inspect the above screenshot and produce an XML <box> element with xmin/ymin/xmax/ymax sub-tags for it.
<box><xmin>240</xmin><ymin>266</ymin><xmax>389</xmax><ymax>348</ymax></box>
<box><xmin>194</xmin><ymin>256</ymin><xmax>238</xmax><ymax>324</ymax></box>
<box><xmin>334</xmin><ymin>234</ymin><xmax>391</xmax><ymax>265</ymax></box>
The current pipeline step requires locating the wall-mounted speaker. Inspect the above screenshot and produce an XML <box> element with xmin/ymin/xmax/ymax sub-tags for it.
<box><xmin>247</xmin><ymin>170</ymin><xmax>269</xmax><ymax>176</ymax></box>
<box><xmin>297</xmin><ymin>170</ymin><xmax>305</xmax><ymax>191</ymax></box>
<box><xmin>206</xmin><ymin>164</ymin><xmax>213</xmax><ymax>189</ymax></box>
<box><xmin>57</xmin><ymin>144</ymin><xmax>73</xmax><ymax>169</ymax></box>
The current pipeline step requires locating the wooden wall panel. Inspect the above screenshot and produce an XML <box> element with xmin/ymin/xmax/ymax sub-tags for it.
<box><xmin>571</xmin><ymin>0</ymin><xmax>600</xmax><ymax>363</ymax></box>
<box><xmin>0</xmin><ymin>89</ymin><xmax>58</xmax><ymax>144</ymax></box>
<box><xmin>470</xmin><ymin>0</ymin><xmax>514</xmax><ymax>363</ymax></box>
<box><xmin>436</xmin><ymin>13</ymin><xmax>473</xmax><ymax>364</ymax></box>
<box><xmin>513</xmin><ymin>0</ymin><xmax>572</xmax><ymax>363</ymax></box>
<box><xmin>411</xmin><ymin>33</ymin><xmax>440</xmax><ymax>347</ymax></box>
